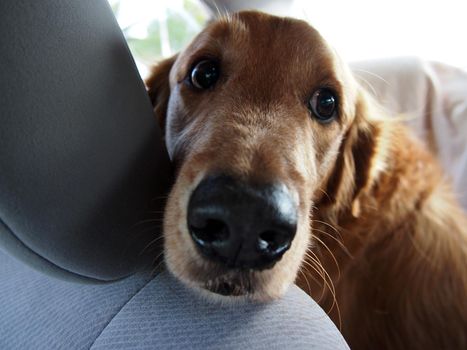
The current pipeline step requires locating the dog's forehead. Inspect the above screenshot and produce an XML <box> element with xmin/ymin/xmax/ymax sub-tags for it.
<box><xmin>227</xmin><ymin>11</ymin><xmax>330</xmax><ymax>56</ymax></box>
<box><xmin>175</xmin><ymin>12</ymin><xmax>341</xmax><ymax>83</ymax></box>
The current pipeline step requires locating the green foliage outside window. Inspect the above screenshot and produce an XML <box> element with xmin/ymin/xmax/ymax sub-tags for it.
<box><xmin>109</xmin><ymin>0</ymin><xmax>209</xmax><ymax>72</ymax></box>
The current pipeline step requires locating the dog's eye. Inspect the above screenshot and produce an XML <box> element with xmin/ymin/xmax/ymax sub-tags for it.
<box><xmin>309</xmin><ymin>89</ymin><xmax>338</xmax><ymax>122</ymax></box>
<box><xmin>189</xmin><ymin>60</ymin><xmax>219</xmax><ymax>90</ymax></box>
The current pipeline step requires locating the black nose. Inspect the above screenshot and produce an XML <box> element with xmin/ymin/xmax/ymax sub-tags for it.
<box><xmin>187</xmin><ymin>175</ymin><xmax>297</xmax><ymax>270</ymax></box>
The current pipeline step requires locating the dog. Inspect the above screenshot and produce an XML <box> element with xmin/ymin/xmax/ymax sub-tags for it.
<box><xmin>145</xmin><ymin>11</ymin><xmax>467</xmax><ymax>349</ymax></box>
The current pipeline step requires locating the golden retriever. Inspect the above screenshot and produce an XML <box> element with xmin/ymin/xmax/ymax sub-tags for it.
<box><xmin>146</xmin><ymin>11</ymin><xmax>467</xmax><ymax>349</ymax></box>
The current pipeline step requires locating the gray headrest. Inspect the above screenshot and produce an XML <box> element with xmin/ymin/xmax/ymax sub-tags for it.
<box><xmin>0</xmin><ymin>0</ymin><xmax>170</xmax><ymax>281</ymax></box>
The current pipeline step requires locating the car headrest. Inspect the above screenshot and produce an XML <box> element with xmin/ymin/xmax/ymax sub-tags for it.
<box><xmin>0</xmin><ymin>0</ymin><xmax>171</xmax><ymax>281</ymax></box>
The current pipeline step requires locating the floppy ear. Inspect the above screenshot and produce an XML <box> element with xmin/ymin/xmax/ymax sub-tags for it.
<box><xmin>145</xmin><ymin>55</ymin><xmax>178</xmax><ymax>135</ymax></box>
<box><xmin>320</xmin><ymin>91</ymin><xmax>382</xmax><ymax>217</ymax></box>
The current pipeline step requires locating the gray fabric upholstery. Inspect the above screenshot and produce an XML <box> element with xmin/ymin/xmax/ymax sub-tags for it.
<box><xmin>0</xmin><ymin>0</ymin><xmax>170</xmax><ymax>281</ymax></box>
<box><xmin>0</xmin><ymin>249</ymin><xmax>152</xmax><ymax>349</ymax></box>
<box><xmin>0</xmin><ymin>249</ymin><xmax>349</xmax><ymax>350</ymax></box>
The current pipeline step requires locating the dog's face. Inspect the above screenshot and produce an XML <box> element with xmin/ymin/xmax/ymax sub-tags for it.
<box><xmin>147</xmin><ymin>11</ymin><xmax>370</xmax><ymax>301</ymax></box>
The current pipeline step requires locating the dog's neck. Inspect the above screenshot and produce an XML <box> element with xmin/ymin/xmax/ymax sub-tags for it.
<box><xmin>300</xmin><ymin>119</ymin><xmax>466</xmax><ymax>324</ymax></box>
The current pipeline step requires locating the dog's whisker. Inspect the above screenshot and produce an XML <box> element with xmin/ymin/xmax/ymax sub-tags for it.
<box><xmin>150</xmin><ymin>251</ymin><xmax>166</xmax><ymax>275</ymax></box>
<box><xmin>304</xmin><ymin>252</ymin><xmax>341</xmax><ymax>329</ymax></box>
<box><xmin>300</xmin><ymin>258</ymin><xmax>327</xmax><ymax>302</ymax></box>
<box><xmin>300</xmin><ymin>252</ymin><xmax>323</xmax><ymax>287</ymax></box>
<box><xmin>150</xmin><ymin>195</ymin><xmax>170</xmax><ymax>203</ymax></box>
<box><xmin>146</xmin><ymin>210</ymin><xmax>166</xmax><ymax>215</ymax></box>
<box><xmin>302</xmin><ymin>252</ymin><xmax>332</xmax><ymax>296</ymax></box>
<box><xmin>132</xmin><ymin>218</ymin><xmax>164</xmax><ymax>228</ymax></box>
<box><xmin>352</xmin><ymin>68</ymin><xmax>390</xmax><ymax>86</ymax></box>
<box><xmin>211</xmin><ymin>1</ymin><xmax>226</xmax><ymax>20</ymax></box>
<box><xmin>316</xmin><ymin>187</ymin><xmax>332</xmax><ymax>203</ymax></box>
<box><xmin>310</xmin><ymin>234</ymin><xmax>341</xmax><ymax>280</ymax></box>
<box><xmin>140</xmin><ymin>235</ymin><xmax>165</xmax><ymax>256</ymax></box>
<box><xmin>305</xmin><ymin>250</ymin><xmax>337</xmax><ymax>301</ymax></box>
<box><xmin>306</xmin><ymin>251</ymin><xmax>334</xmax><ymax>292</ymax></box>
<box><xmin>298</xmin><ymin>267</ymin><xmax>312</xmax><ymax>296</ymax></box>
<box><xmin>133</xmin><ymin>223</ymin><xmax>163</xmax><ymax>237</ymax></box>
<box><xmin>311</xmin><ymin>227</ymin><xmax>352</xmax><ymax>259</ymax></box>
<box><xmin>312</xmin><ymin>219</ymin><xmax>342</xmax><ymax>238</ymax></box>
<box><xmin>353</xmin><ymin>74</ymin><xmax>379</xmax><ymax>98</ymax></box>
<box><xmin>310</xmin><ymin>218</ymin><xmax>339</xmax><ymax>236</ymax></box>
<box><xmin>301</xmin><ymin>256</ymin><xmax>339</xmax><ymax>321</ymax></box>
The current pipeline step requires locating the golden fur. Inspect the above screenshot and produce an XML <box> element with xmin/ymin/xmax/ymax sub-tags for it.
<box><xmin>146</xmin><ymin>11</ymin><xmax>467</xmax><ymax>349</ymax></box>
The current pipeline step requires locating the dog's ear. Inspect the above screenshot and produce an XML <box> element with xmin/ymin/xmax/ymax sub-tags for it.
<box><xmin>321</xmin><ymin>91</ymin><xmax>382</xmax><ymax>217</ymax></box>
<box><xmin>145</xmin><ymin>55</ymin><xmax>178</xmax><ymax>135</ymax></box>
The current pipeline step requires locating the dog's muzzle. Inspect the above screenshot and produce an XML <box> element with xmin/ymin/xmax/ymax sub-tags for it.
<box><xmin>187</xmin><ymin>174</ymin><xmax>297</xmax><ymax>270</ymax></box>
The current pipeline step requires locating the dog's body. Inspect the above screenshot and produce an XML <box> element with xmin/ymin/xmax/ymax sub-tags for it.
<box><xmin>146</xmin><ymin>11</ymin><xmax>467</xmax><ymax>349</ymax></box>
<box><xmin>300</xmin><ymin>121</ymin><xmax>467</xmax><ymax>349</ymax></box>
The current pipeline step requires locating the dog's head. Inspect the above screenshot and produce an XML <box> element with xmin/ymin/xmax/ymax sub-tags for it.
<box><xmin>146</xmin><ymin>11</ymin><xmax>379</xmax><ymax>301</ymax></box>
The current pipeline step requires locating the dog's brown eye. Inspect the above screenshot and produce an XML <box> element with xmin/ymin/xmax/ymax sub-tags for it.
<box><xmin>190</xmin><ymin>60</ymin><xmax>219</xmax><ymax>90</ymax></box>
<box><xmin>309</xmin><ymin>89</ymin><xmax>337</xmax><ymax>122</ymax></box>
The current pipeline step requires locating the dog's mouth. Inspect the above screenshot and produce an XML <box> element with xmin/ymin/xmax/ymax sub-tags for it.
<box><xmin>203</xmin><ymin>272</ymin><xmax>253</xmax><ymax>297</ymax></box>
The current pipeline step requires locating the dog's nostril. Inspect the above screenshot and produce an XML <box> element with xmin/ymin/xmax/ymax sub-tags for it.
<box><xmin>190</xmin><ymin>218</ymin><xmax>229</xmax><ymax>245</ymax></box>
<box><xmin>258</xmin><ymin>230</ymin><xmax>292</xmax><ymax>255</ymax></box>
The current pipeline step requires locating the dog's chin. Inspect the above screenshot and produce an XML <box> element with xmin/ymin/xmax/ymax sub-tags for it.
<box><xmin>184</xmin><ymin>270</ymin><xmax>257</xmax><ymax>302</ymax></box>
<box><xmin>204</xmin><ymin>274</ymin><xmax>252</xmax><ymax>297</ymax></box>
<box><xmin>168</xmin><ymin>262</ymin><xmax>291</xmax><ymax>302</ymax></box>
